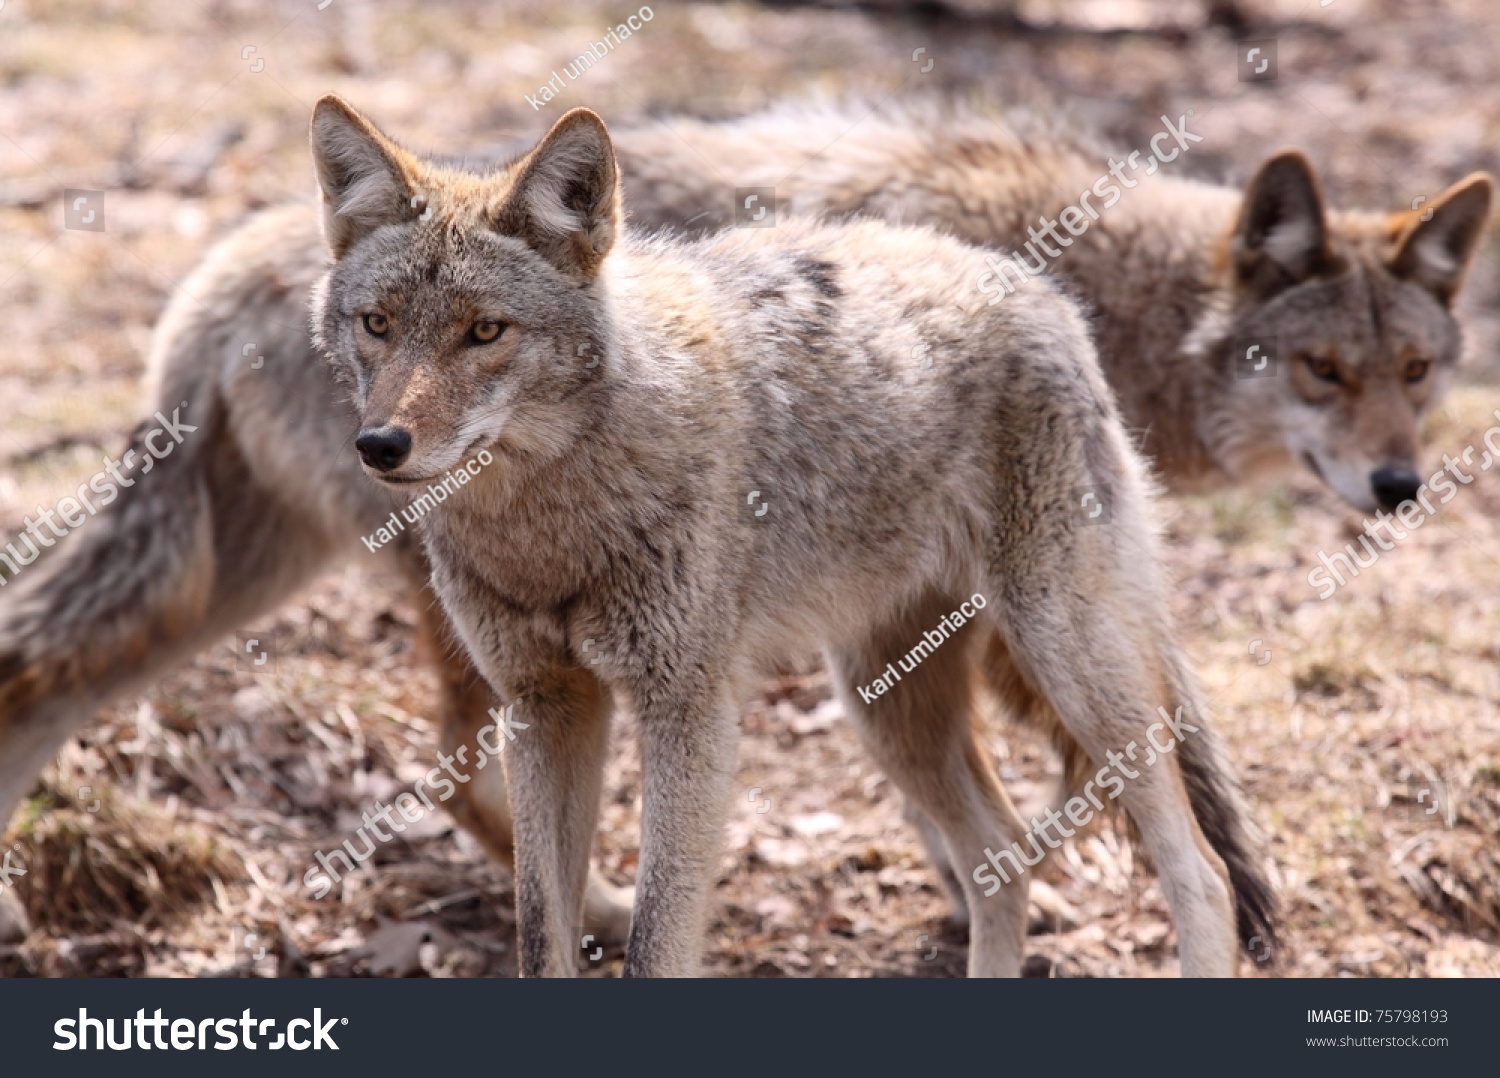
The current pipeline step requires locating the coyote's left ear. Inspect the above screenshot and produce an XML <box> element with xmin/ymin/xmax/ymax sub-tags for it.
<box><xmin>1387</xmin><ymin>172</ymin><xmax>1494</xmax><ymax>305</ymax></box>
<box><xmin>1231</xmin><ymin>151</ymin><xmax>1344</xmax><ymax>297</ymax></box>
<box><xmin>495</xmin><ymin>108</ymin><xmax>620</xmax><ymax>281</ymax></box>
<box><xmin>310</xmin><ymin>95</ymin><xmax>421</xmax><ymax>258</ymax></box>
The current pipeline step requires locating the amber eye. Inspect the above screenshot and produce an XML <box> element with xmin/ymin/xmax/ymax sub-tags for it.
<box><xmin>470</xmin><ymin>320</ymin><xmax>504</xmax><ymax>344</ymax></box>
<box><xmin>363</xmin><ymin>312</ymin><xmax>389</xmax><ymax>337</ymax></box>
<box><xmin>1404</xmin><ymin>357</ymin><xmax>1431</xmax><ymax>383</ymax></box>
<box><xmin>1302</xmin><ymin>354</ymin><xmax>1341</xmax><ymax>383</ymax></box>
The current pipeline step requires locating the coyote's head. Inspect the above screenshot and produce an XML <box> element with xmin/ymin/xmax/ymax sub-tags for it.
<box><xmin>1191</xmin><ymin>151</ymin><xmax>1493</xmax><ymax>512</ymax></box>
<box><xmin>308</xmin><ymin>95</ymin><xmax>620</xmax><ymax>486</ymax></box>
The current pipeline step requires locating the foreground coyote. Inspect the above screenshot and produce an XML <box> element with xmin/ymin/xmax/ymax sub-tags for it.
<box><xmin>11</xmin><ymin>98</ymin><xmax>1474</xmax><ymax>957</ymax></box>
<box><xmin>303</xmin><ymin>95</ymin><xmax>1270</xmax><ymax>976</ymax></box>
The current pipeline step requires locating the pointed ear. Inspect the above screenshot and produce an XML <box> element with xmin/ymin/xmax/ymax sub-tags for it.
<box><xmin>1231</xmin><ymin>151</ymin><xmax>1343</xmax><ymax>296</ymax></box>
<box><xmin>493</xmin><ymin>108</ymin><xmax>620</xmax><ymax>280</ymax></box>
<box><xmin>1388</xmin><ymin>172</ymin><xmax>1494</xmax><ymax>305</ymax></box>
<box><xmin>310</xmin><ymin>95</ymin><xmax>419</xmax><ymax>258</ymax></box>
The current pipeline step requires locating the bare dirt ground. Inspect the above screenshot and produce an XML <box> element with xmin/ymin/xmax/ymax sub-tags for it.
<box><xmin>1</xmin><ymin>0</ymin><xmax>1497</xmax><ymax>977</ymax></box>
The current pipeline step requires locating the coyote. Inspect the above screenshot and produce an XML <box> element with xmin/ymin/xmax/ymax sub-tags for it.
<box><xmin>305</xmin><ymin>95</ymin><xmax>1271</xmax><ymax>976</ymax></box>
<box><xmin>616</xmin><ymin>104</ymin><xmax>1494</xmax><ymax>514</ymax></box>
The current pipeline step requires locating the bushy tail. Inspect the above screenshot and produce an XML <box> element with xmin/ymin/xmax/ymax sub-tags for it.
<box><xmin>0</xmin><ymin>373</ymin><xmax>346</xmax><ymax>828</ymax></box>
<box><xmin>986</xmin><ymin>633</ymin><xmax>1279</xmax><ymax>963</ymax></box>
<box><xmin>0</xmin><ymin>396</ymin><xmax>222</xmax><ymax>722</ymax></box>
<box><xmin>1160</xmin><ymin>645</ymin><xmax>1279</xmax><ymax>961</ymax></box>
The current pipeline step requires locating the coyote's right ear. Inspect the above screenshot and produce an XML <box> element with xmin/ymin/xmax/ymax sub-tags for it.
<box><xmin>494</xmin><ymin>108</ymin><xmax>620</xmax><ymax>281</ymax></box>
<box><xmin>310</xmin><ymin>95</ymin><xmax>419</xmax><ymax>258</ymax></box>
<box><xmin>1387</xmin><ymin>172</ymin><xmax>1494</xmax><ymax>305</ymax></box>
<box><xmin>1230</xmin><ymin>151</ymin><xmax>1344</xmax><ymax>297</ymax></box>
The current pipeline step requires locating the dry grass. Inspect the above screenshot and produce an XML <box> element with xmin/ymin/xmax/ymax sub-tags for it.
<box><xmin>1</xmin><ymin>0</ymin><xmax>1498</xmax><ymax>977</ymax></box>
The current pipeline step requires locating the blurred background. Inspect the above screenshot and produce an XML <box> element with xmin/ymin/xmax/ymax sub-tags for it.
<box><xmin>0</xmin><ymin>0</ymin><xmax>1497</xmax><ymax>977</ymax></box>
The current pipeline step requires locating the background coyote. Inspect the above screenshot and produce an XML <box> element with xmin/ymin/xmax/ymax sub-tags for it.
<box><xmin>618</xmin><ymin>106</ymin><xmax>1493</xmax><ymax>514</ymax></box>
<box><xmin>308</xmin><ymin>95</ymin><xmax>1271</xmax><ymax>975</ymax></box>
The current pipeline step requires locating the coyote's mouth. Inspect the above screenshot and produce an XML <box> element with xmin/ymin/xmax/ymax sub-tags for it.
<box><xmin>363</xmin><ymin>435</ymin><xmax>498</xmax><ymax>487</ymax></box>
<box><xmin>368</xmin><ymin>471</ymin><xmax>440</xmax><ymax>487</ymax></box>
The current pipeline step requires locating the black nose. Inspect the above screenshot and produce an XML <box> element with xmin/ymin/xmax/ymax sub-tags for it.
<box><xmin>355</xmin><ymin>426</ymin><xmax>412</xmax><ymax>472</ymax></box>
<box><xmin>1370</xmin><ymin>465</ymin><xmax>1422</xmax><ymax>512</ymax></box>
